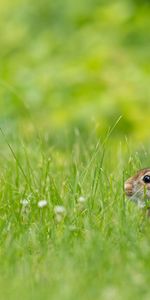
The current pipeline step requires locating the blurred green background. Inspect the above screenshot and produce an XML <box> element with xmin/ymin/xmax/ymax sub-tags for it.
<box><xmin>0</xmin><ymin>0</ymin><xmax>150</xmax><ymax>143</ymax></box>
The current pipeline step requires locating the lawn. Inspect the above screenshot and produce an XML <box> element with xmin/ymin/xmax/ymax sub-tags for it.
<box><xmin>0</xmin><ymin>0</ymin><xmax>150</xmax><ymax>299</ymax></box>
<box><xmin>0</xmin><ymin>119</ymin><xmax>150</xmax><ymax>300</ymax></box>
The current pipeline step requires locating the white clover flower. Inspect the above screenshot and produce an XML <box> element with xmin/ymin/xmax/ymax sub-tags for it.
<box><xmin>54</xmin><ymin>205</ymin><xmax>66</xmax><ymax>223</ymax></box>
<box><xmin>77</xmin><ymin>196</ymin><xmax>86</xmax><ymax>203</ymax></box>
<box><xmin>54</xmin><ymin>205</ymin><xmax>66</xmax><ymax>215</ymax></box>
<box><xmin>20</xmin><ymin>199</ymin><xmax>29</xmax><ymax>207</ymax></box>
<box><xmin>38</xmin><ymin>200</ymin><xmax>48</xmax><ymax>208</ymax></box>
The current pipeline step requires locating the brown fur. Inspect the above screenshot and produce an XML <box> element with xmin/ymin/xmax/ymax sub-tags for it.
<box><xmin>124</xmin><ymin>168</ymin><xmax>150</xmax><ymax>216</ymax></box>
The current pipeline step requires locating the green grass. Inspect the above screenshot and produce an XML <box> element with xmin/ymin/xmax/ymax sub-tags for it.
<box><xmin>0</xmin><ymin>123</ymin><xmax>150</xmax><ymax>300</ymax></box>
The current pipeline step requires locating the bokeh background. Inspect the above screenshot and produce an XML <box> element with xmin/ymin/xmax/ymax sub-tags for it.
<box><xmin>0</xmin><ymin>0</ymin><xmax>150</xmax><ymax>144</ymax></box>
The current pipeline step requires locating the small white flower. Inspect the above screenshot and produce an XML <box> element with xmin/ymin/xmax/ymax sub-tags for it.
<box><xmin>38</xmin><ymin>200</ymin><xmax>48</xmax><ymax>208</ymax></box>
<box><xmin>20</xmin><ymin>199</ymin><xmax>29</xmax><ymax>207</ymax></box>
<box><xmin>77</xmin><ymin>196</ymin><xmax>86</xmax><ymax>203</ymax></box>
<box><xmin>54</xmin><ymin>205</ymin><xmax>66</xmax><ymax>215</ymax></box>
<box><xmin>54</xmin><ymin>205</ymin><xmax>66</xmax><ymax>222</ymax></box>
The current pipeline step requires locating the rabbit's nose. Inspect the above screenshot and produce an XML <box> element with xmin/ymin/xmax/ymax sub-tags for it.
<box><xmin>124</xmin><ymin>182</ymin><xmax>133</xmax><ymax>197</ymax></box>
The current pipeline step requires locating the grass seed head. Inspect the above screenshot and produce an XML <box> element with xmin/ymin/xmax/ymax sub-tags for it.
<box><xmin>20</xmin><ymin>199</ymin><xmax>29</xmax><ymax>207</ymax></box>
<box><xmin>38</xmin><ymin>200</ymin><xmax>48</xmax><ymax>208</ymax></box>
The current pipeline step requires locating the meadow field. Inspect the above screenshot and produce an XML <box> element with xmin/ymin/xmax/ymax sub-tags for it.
<box><xmin>0</xmin><ymin>0</ymin><xmax>150</xmax><ymax>299</ymax></box>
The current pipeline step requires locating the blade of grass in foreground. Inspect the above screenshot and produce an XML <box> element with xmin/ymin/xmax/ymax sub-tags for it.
<box><xmin>81</xmin><ymin>116</ymin><xmax>122</xmax><ymax>184</ymax></box>
<box><xmin>0</xmin><ymin>127</ymin><xmax>34</xmax><ymax>193</ymax></box>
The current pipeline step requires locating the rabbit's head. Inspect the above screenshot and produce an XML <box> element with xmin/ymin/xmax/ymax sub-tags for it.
<box><xmin>124</xmin><ymin>168</ymin><xmax>150</xmax><ymax>207</ymax></box>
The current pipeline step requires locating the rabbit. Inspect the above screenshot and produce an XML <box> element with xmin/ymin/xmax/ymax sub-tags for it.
<box><xmin>124</xmin><ymin>168</ymin><xmax>150</xmax><ymax>210</ymax></box>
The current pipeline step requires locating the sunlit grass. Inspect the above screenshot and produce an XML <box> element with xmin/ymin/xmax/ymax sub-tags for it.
<box><xmin>0</xmin><ymin>123</ymin><xmax>150</xmax><ymax>300</ymax></box>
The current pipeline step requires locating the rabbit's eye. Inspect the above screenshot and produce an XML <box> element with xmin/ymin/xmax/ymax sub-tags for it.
<box><xmin>143</xmin><ymin>175</ymin><xmax>150</xmax><ymax>183</ymax></box>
